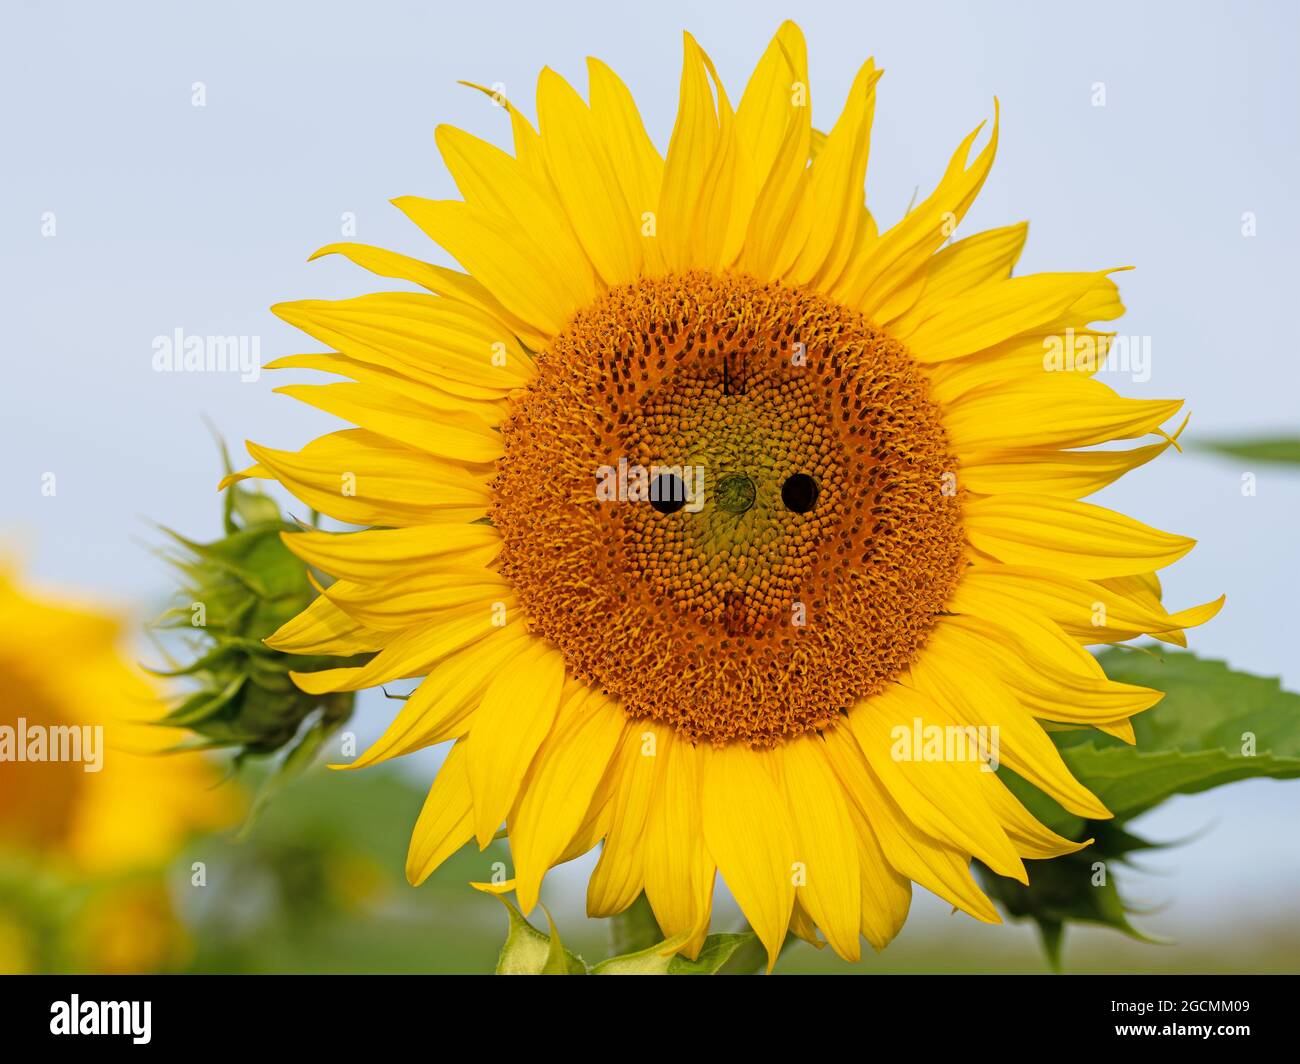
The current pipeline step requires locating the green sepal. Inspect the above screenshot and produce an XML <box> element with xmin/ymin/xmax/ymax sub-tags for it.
<box><xmin>539</xmin><ymin>908</ymin><xmax>586</xmax><ymax>975</ymax></box>
<box><xmin>478</xmin><ymin>889</ymin><xmax>586</xmax><ymax>975</ymax></box>
<box><xmin>238</xmin><ymin>696</ymin><xmax>352</xmax><ymax>838</ymax></box>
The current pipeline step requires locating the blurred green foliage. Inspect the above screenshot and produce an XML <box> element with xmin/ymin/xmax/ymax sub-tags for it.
<box><xmin>174</xmin><ymin>767</ymin><xmax>511</xmax><ymax>974</ymax></box>
<box><xmin>1194</xmin><ymin>437</ymin><xmax>1300</xmax><ymax>464</ymax></box>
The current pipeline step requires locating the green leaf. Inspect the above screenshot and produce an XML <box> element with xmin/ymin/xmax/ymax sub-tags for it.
<box><xmin>591</xmin><ymin>932</ymin><xmax>758</xmax><ymax>975</ymax></box>
<box><xmin>986</xmin><ymin>651</ymin><xmax>1300</xmax><ymax>964</ymax></box>
<box><xmin>1059</xmin><ymin>650</ymin><xmax>1300</xmax><ymax>821</ymax></box>
<box><xmin>999</xmin><ymin>651</ymin><xmax>1300</xmax><ymax>837</ymax></box>
<box><xmin>976</xmin><ymin>820</ymin><xmax>1166</xmax><ymax>970</ymax></box>
<box><xmin>670</xmin><ymin>933</ymin><xmax>760</xmax><ymax>974</ymax></box>
<box><xmin>479</xmin><ymin>889</ymin><xmax>585</xmax><ymax>975</ymax></box>
<box><xmin>590</xmin><ymin>933</ymin><xmax>685</xmax><ymax>975</ymax></box>
<box><xmin>1192</xmin><ymin>437</ymin><xmax>1300</xmax><ymax>464</ymax></box>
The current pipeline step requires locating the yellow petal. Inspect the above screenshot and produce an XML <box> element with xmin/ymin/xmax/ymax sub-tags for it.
<box><xmin>273</xmin><ymin>382</ymin><xmax>503</xmax><ymax>465</ymax></box>
<box><xmin>406</xmin><ymin>742</ymin><xmax>474</xmax><ymax>885</ymax></box>
<box><xmin>780</xmin><ymin>736</ymin><xmax>863</xmax><ymax>962</ymax></box>
<box><xmin>843</xmin><ymin>104</ymin><xmax>999</xmax><ymax>319</ymax></box>
<box><xmin>641</xmin><ymin>734</ymin><xmax>716</xmax><ymax>958</ymax></box>
<box><xmin>907</xmin><ymin>633</ymin><xmax>1110</xmax><ymax>819</ymax></box>
<box><xmin>965</xmin><ymin>493</ymin><xmax>1195</xmax><ymax>578</ymax></box>
<box><xmin>941</xmin><ymin>613</ymin><xmax>1161</xmax><ymax>727</ymax></box>
<box><xmin>926</xmin><ymin>272</ymin><xmax>1126</xmax><ymax>404</ymax></box>
<box><xmin>587</xmin><ymin>723</ymin><xmax>660</xmax><ymax>917</ymax></box>
<box><xmin>457</xmin><ymin>80</ymin><xmax>545</xmax><ymax>177</ymax></box>
<box><xmin>787</xmin><ymin>897</ymin><xmax>824</xmax><ymax>949</ymax></box>
<box><xmin>306</xmin><ymin>242</ymin><xmax>550</xmax><ymax>351</ymax></box>
<box><xmin>928</xmin><ymin>330</ymin><xmax>1115</xmax><ymax>406</ymax></box>
<box><xmin>291</xmin><ymin>599</ymin><xmax>513</xmax><ymax>695</ymax></box>
<box><xmin>959</xmin><ymin>435</ymin><xmax>1180</xmax><ymax>500</ymax></box>
<box><xmin>281</xmin><ymin>524</ymin><xmax>500</xmax><ymax>584</ymax></box>
<box><xmin>848</xmin><ymin>685</ymin><xmax>1026</xmax><ymax>882</ymax></box>
<box><xmin>465</xmin><ymin>641</ymin><xmax>567</xmax><ymax>847</ymax></box>
<box><xmin>943</xmin><ymin>374</ymin><xmax>1183</xmax><ymax>453</ymax></box>
<box><xmin>849</xmin><ymin>795</ymin><xmax>913</xmax><ymax>951</ymax></box>
<box><xmin>903</xmin><ymin>271</ymin><xmax>1119</xmax><ymax>363</ymax></box>
<box><xmin>239</xmin><ymin>431</ymin><xmax>489</xmax><ymax>527</ymax></box>
<box><xmin>822</xmin><ymin>726</ymin><xmax>1000</xmax><ymax>923</ymax></box>
<box><xmin>586</xmin><ymin>58</ymin><xmax>665</xmax><ymax>275</ymax></box>
<box><xmin>321</xmin><ymin>569</ymin><xmax>512</xmax><ymax>631</ymax></box>
<box><xmin>891</xmin><ymin>222</ymin><xmax>1029</xmax><ymax>334</ymax></box>
<box><xmin>952</xmin><ymin>563</ymin><xmax>1224</xmax><ymax>644</ymax></box>
<box><xmin>555</xmin><ymin>769</ymin><xmax>616</xmax><ymax>867</ymax></box>
<box><xmin>266</xmin><ymin>351</ymin><xmax>510</xmax><ymax>413</ymax></box>
<box><xmin>700</xmin><ymin>744</ymin><xmax>795</xmax><ymax>971</ymax></box>
<box><xmin>435</xmin><ymin>122</ymin><xmax>596</xmax><ymax>294</ymax></box>
<box><xmin>979</xmin><ymin>770</ymin><xmax>1090</xmax><ymax>860</ymax></box>
<box><xmin>786</xmin><ymin>59</ymin><xmax>881</xmax><ymax>288</ymax></box>
<box><xmin>394</xmin><ymin>197</ymin><xmax>580</xmax><ymax>337</ymax></box>
<box><xmin>736</xmin><ymin>22</ymin><xmax>813</xmax><ymax>279</ymax></box>
<box><xmin>1099</xmin><ymin>572</ymin><xmax>1199</xmax><ymax>647</ymax></box>
<box><xmin>510</xmin><ymin>688</ymin><xmax>625</xmax><ymax>913</ymax></box>
<box><xmin>689</xmin><ymin>40</ymin><xmax>758</xmax><ymax>269</ymax></box>
<box><xmin>273</xmin><ymin>293</ymin><xmax>534</xmax><ymax>396</ymax></box>
<box><xmin>342</xmin><ymin>625</ymin><xmax>535</xmax><ymax>769</ymax></box>
<box><xmin>656</xmin><ymin>33</ymin><xmax>719</xmax><ymax>270</ymax></box>
<box><xmin>657</xmin><ymin>33</ymin><xmax>758</xmax><ymax>271</ymax></box>
<box><xmin>736</xmin><ymin>21</ymin><xmax>809</xmax><ymax>180</ymax></box>
<box><xmin>535</xmin><ymin>67</ymin><xmax>641</xmax><ymax>286</ymax></box>
<box><xmin>263</xmin><ymin>590</ymin><xmax>389</xmax><ymax>656</ymax></box>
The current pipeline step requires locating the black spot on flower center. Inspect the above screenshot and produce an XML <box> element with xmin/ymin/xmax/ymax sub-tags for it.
<box><xmin>781</xmin><ymin>473</ymin><xmax>818</xmax><ymax>513</ymax></box>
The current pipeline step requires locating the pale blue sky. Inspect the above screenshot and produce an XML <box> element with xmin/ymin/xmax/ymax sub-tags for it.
<box><xmin>2</xmin><ymin>0</ymin><xmax>1297</xmax><ymax>956</ymax></box>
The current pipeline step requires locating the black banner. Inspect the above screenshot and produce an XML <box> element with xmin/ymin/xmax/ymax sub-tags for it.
<box><xmin>0</xmin><ymin>973</ymin><xmax>1291</xmax><ymax>1051</ymax></box>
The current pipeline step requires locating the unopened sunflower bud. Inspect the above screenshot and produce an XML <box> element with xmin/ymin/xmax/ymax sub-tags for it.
<box><xmin>152</xmin><ymin>473</ymin><xmax>364</xmax><ymax>781</ymax></box>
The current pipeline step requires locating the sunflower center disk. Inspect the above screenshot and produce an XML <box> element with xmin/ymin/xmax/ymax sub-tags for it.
<box><xmin>492</xmin><ymin>271</ymin><xmax>965</xmax><ymax>747</ymax></box>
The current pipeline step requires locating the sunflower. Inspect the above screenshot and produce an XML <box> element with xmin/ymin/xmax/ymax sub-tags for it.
<box><xmin>227</xmin><ymin>22</ymin><xmax>1221</xmax><ymax>968</ymax></box>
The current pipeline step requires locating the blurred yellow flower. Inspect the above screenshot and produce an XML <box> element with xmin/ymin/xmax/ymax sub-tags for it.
<box><xmin>73</xmin><ymin>878</ymin><xmax>194</xmax><ymax>974</ymax></box>
<box><xmin>0</xmin><ymin>564</ymin><xmax>239</xmax><ymax>873</ymax></box>
<box><xmin>0</xmin><ymin>909</ymin><xmax>34</xmax><ymax>974</ymax></box>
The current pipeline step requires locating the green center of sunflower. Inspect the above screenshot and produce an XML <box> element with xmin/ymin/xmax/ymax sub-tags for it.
<box><xmin>715</xmin><ymin>474</ymin><xmax>756</xmax><ymax>515</ymax></box>
<box><xmin>492</xmin><ymin>270</ymin><xmax>965</xmax><ymax>747</ymax></box>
